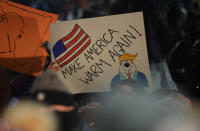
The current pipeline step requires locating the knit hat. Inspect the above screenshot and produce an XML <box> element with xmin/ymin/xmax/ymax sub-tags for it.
<box><xmin>31</xmin><ymin>71</ymin><xmax>74</xmax><ymax>106</ymax></box>
<box><xmin>31</xmin><ymin>71</ymin><xmax>80</xmax><ymax>131</ymax></box>
<box><xmin>32</xmin><ymin>89</ymin><xmax>75</xmax><ymax>106</ymax></box>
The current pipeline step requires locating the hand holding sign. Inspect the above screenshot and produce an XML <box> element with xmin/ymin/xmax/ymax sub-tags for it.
<box><xmin>47</xmin><ymin>62</ymin><xmax>59</xmax><ymax>72</ymax></box>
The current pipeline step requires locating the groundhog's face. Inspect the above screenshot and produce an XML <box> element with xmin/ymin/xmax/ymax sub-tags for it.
<box><xmin>119</xmin><ymin>59</ymin><xmax>137</xmax><ymax>79</ymax></box>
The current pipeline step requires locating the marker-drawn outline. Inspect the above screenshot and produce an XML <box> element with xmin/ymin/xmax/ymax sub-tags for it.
<box><xmin>0</xmin><ymin>0</ymin><xmax>55</xmax><ymax>72</ymax></box>
<box><xmin>52</xmin><ymin>24</ymin><xmax>91</xmax><ymax>68</ymax></box>
<box><xmin>0</xmin><ymin>7</ymin><xmax>25</xmax><ymax>57</ymax></box>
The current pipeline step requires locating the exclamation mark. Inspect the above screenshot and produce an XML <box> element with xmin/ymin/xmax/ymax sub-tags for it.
<box><xmin>7</xmin><ymin>33</ymin><xmax>12</xmax><ymax>52</ymax></box>
<box><xmin>129</xmin><ymin>25</ymin><xmax>142</xmax><ymax>36</ymax></box>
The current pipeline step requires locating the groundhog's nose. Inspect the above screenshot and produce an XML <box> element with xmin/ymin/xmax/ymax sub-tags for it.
<box><xmin>124</xmin><ymin>63</ymin><xmax>130</xmax><ymax>68</ymax></box>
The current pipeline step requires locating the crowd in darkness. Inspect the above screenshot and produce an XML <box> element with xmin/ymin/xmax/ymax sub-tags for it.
<box><xmin>0</xmin><ymin>0</ymin><xmax>200</xmax><ymax>131</ymax></box>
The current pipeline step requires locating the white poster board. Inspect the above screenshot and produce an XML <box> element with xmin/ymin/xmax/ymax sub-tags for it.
<box><xmin>50</xmin><ymin>12</ymin><xmax>151</xmax><ymax>94</ymax></box>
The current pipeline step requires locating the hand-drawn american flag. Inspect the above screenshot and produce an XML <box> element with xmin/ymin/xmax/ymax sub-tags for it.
<box><xmin>53</xmin><ymin>24</ymin><xmax>91</xmax><ymax>68</ymax></box>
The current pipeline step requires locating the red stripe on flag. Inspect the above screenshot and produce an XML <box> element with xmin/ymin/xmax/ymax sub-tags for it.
<box><xmin>60</xmin><ymin>40</ymin><xmax>91</xmax><ymax>67</ymax></box>
<box><xmin>57</xmin><ymin>35</ymin><xmax>89</xmax><ymax>64</ymax></box>
<box><xmin>65</xmin><ymin>30</ymin><xmax>84</xmax><ymax>49</ymax></box>
<box><xmin>61</xmin><ymin>24</ymin><xmax>79</xmax><ymax>42</ymax></box>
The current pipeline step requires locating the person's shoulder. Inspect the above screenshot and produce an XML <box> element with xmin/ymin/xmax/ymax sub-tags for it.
<box><xmin>112</xmin><ymin>73</ymin><xmax>121</xmax><ymax>81</ymax></box>
<box><xmin>136</xmin><ymin>71</ymin><xmax>146</xmax><ymax>77</ymax></box>
<box><xmin>136</xmin><ymin>71</ymin><xmax>148</xmax><ymax>82</ymax></box>
<box><xmin>111</xmin><ymin>73</ymin><xmax>121</xmax><ymax>88</ymax></box>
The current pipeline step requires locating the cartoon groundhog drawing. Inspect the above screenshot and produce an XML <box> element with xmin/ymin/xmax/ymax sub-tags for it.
<box><xmin>111</xmin><ymin>53</ymin><xmax>149</xmax><ymax>90</ymax></box>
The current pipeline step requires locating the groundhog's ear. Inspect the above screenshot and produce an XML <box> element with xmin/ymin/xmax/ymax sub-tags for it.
<box><xmin>131</xmin><ymin>53</ymin><xmax>138</xmax><ymax>60</ymax></box>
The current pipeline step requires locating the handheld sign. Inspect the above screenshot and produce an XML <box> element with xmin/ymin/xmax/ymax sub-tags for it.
<box><xmin>0</xmin><ymin>0</ymin><xmax>58</xmax><ymax>76</ymax></box>
<box><xmin>51</xmin><ymin>12</ymin><xmax>151</xmax><ymax>94</ymax></box>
